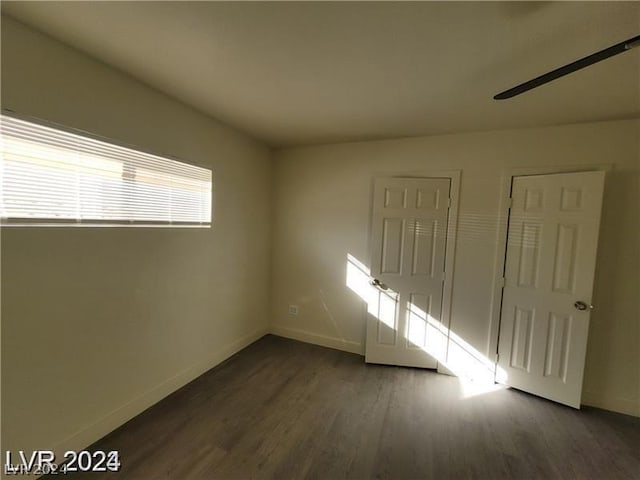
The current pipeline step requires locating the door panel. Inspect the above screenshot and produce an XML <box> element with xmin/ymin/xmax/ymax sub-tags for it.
<box><xmin>543</xmin><ymin>312</ymin><xmax>571</xmax><ymax>381</ymax></box>
<box><xmin>365</xmin><ymin>177</ymin><xmax>451</xmax><ymax>368</ymax></box>
<box><xmin>516</xmin><ymin>222</ymin><xmax>542</xmax><ymax>288</ymax></box>
<box><xmin>381</xmin><ymin>218</ymin><xmax>405</xmax><ymax>274</ymax></box>
<box><xmin>510</xmin><ymin>306</ymin><xmax>534</xmax><ymax>372</ymax></box>
<box><xmin>498</xmin><ymin>171</ymin><xmax>605</xmax><ymax>408</ymax></box>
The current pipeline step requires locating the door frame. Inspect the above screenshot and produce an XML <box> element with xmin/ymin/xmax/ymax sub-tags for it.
<box><xmin>489</xmin><ymin>164</ymin><xmax>613</xmax><ymax>380</ymax></box>
<box><xmin>366</xmin><ymin>169</ymin><xmax>461</xmax><ymax>372</ymax></box>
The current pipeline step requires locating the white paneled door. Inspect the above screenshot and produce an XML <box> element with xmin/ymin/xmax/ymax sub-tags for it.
<box><xmin>498</xmin><ymin>171</ymin><xmax>605</xmax><ymax>408</ymax></box>
<box><xmin>365</xmin><ymin>177</ymin><xmax>451</xmax><ymax>368</ymax></box>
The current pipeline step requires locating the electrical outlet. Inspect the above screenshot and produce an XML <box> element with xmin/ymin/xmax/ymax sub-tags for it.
<box><xmin>288</xmin><ymin>305</ymin><xmax>299</xmax><ymax>316</ymax></box>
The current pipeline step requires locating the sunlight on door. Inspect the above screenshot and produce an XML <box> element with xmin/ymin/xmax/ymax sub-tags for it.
<box><xmin>347</xmin><ymin>253</ymin><xmax>507</xmax><ymax>399</ymax></box>
<box><xmin>347</xmin><ymin>254</ymin><xmax>398</xmax><ymax>330</ymax></box>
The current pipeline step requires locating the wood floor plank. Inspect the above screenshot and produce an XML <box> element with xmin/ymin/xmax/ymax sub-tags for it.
<box><xmin>52</xmin><ymin>335</ymin><xmax>640</xmax><ymax>479</ymax></box>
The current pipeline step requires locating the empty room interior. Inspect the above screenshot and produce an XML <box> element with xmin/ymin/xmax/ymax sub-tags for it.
<box><xmin>1</xmin><ymin>1</ymin><xmax>639</xmax><ymax>479</ymax></box>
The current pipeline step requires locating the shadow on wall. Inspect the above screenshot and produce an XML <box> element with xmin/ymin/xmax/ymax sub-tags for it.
<box><xmin>346</xmin><ymin>253</ymin><xmax>507</xmax><ymax>399</ymax></box>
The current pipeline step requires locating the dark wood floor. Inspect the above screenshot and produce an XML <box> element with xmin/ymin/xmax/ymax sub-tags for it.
<box><xmin>60</xmin><ymin>335</ymin><xmax>640</xmax><ymax>479</ymax></box>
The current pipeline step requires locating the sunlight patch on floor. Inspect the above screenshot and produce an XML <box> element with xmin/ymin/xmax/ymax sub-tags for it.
<box><xmin>347</xmin><ymin>253</ymin><xmax>508</xmax><ymax>400</ymax></box>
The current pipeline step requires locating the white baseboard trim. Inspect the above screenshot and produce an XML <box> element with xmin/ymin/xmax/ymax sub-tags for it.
<box><xmin>49</xmin><ymin>327</ymin><xmax>268</xmax><ymax>461</ymax></box>
<box><xmin>270</xmin><ymin>325</ymin><xmax>363</xmax><ymax>355</ymax></box>
<box><xmin>582</xmin><ymin>390</ymin><xmax>640</xmax><ymax>418</ymax></box>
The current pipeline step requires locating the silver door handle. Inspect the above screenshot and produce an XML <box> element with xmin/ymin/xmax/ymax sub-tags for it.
<box><xmin>574</xmin><ymin>301</ymin><xmax>594</xmax><ymax>311</ymax></box>
<box><xmin>370</xmin><ymin>278</ymin><xmax>389</xmax><ymax>290</ymax></box>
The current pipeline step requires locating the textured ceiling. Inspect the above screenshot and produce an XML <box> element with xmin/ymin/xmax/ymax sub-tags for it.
<box><xmin>2</xmin><ymin>1</ymin><xmax>639</xmax><ymax>147</ymax></box>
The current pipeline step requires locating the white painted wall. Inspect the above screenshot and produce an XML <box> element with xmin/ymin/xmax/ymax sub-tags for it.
<box><xmin>271</xmin><ymin>120</ymin><xmax>640</xmax><ymax>417</ymax></box>
<box><xmin>1</xmin><ymin>16</ymin><xmax>272</xmax><ymax>459</ymax></box>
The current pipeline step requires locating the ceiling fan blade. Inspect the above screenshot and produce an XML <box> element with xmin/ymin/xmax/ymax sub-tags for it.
<box><xmin>494</xmin><ymin>34</ymin><xmax>640</xmax><ymax>100</ymax></box>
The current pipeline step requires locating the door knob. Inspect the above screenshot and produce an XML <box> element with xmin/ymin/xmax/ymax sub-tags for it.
<box><xmin>370</xmin><ymin>278</ymin><xmax>389</xmax><ymax>290</ymax></box>
<box><xmin>574</xmin><ymin>301</ymin><xmax>594</xmax><ymax>311</ymax></box>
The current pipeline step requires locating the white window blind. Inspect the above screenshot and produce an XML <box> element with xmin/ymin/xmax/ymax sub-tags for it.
<box><xmin>0</xmin><ymin>114</ymin><xmax>212</xmax><ymax>227</ymax></box>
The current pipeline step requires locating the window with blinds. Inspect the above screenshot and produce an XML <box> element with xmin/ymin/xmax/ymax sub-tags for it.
<box><xmin>0</xmin><ymin>114</ymin><xmax>212</xmax><ymax>227</ymax></box>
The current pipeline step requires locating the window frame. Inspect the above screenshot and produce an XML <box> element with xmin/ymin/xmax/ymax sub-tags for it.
<box><xmin>0</xmin><ymin>109</ymin><xmax>214</xmax><ymax>228</ymax></box>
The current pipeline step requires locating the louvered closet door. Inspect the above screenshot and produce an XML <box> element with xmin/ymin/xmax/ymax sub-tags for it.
<box><xmin>498</xmin><ymin>171</ymin><xmax>605</xmax><ymax>408</ymax></box>
<box><xmin>365</xmin><ymin>177</ymin><xmax>451</xmax><ymax>369</ymax></box>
